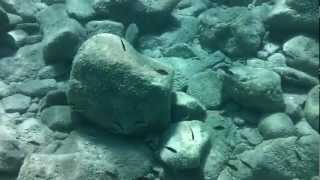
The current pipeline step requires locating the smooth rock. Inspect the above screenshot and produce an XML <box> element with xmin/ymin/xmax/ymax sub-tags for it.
<box><xmin>1</xmin><ymin>94</ymin><xmax>31</xmax><ymax>113</ymax></box>
<box><xmin>66</xmin><ymin>0</ymin><xmax>95</xmax><ymax>22</ymax></box>
<box><xmin>258</xmin><ymin>113</ymin><xmax>295</xmax><ymax>139</ymax></box>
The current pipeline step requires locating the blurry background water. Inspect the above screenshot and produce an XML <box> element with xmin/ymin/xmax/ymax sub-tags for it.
<box><xmin>0</xmin><ymin>0</ymin><xmax>319</xmax><ymax>179</ymax></box>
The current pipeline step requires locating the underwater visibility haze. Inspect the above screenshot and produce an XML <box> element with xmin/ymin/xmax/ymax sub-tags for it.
<box><xmin>0</xmin><ymin>0</ymin><xmax>319</xmax><ymax>179</ymax></box>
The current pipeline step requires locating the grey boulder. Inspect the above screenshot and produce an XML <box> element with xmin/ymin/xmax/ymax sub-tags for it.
<box><xmin>37</xmin><ymin>4</ymin><xmax>86</xmax><ymax>64</ymax></box>
<box><xmin>283</xmin><ymin>35</ymin><xmax>319</xmax><ymax>77</ymax></box>
<box><xmin>68</xmin><ymin>33</ymin><xmax>173</xmax><ymax>135</ymax></box>
<box><xmin>159</xmin><ymin>120</ymin><xmax>210</xmax><ymax>170</ymax></box>
<box><xmin>86</xmin><ymin>20</ymin><xmax>124</xmax><ymax>38</ymax></box>
<box><xmin>15</xmin><ymin>79</ymin><xmax>57</xmax><ymax>97</ymax></box>
<box><xmin>187</xmin><ymin>70</ymin><xmax>225</xmax><ymax>110</ymax></box>
<box><xmin>224</xmin><ymin>66</ymin><xmax>285</xmax><ymax>112</ymax></box>
<box><xmin>66</xmin><ymin>0</ymin><xmax>95</xmax><ymax>22</ymax></box>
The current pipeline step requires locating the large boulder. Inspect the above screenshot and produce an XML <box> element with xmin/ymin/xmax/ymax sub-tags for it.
<box><xmin>304</xmin><ymin>85</ymin><xmax>319</xmax><ymax>131</ymax></box>
<box><xmin>224</xmin><ymin>66</ymin><xmax>285</xmax><ymax>112</ymax></box>
<box><xmin>85</xmin><ymin>20</ymin><xmax>125</xmax><ymax>38</ymax></box>
<box><xmin>199</xmin><ymin>7</ymin><xmax>265</xmax><ymax>57</ymax></box>
<box><xmin>266</xmin><ymin>0</ymin><xmax>319</xmax><ymax>34</ymax></box>
<box><xmin>68</xmin><ymin>33</ymin><xmax>173</xmax><ymax>135</ymax></box>
<box><xmin>158</xmin><ymin>120</ymin><xmax>210</xmax><ymax>170</ymax></box>
<box><xmin>283</xmin><ymin>35</ymin><xmax>319</xmax><ymax>77</ymax></box>
<box><xmin>36</xmin><ymin>4</ymin><xmax>86</xmax><ymax>64</ymax></box>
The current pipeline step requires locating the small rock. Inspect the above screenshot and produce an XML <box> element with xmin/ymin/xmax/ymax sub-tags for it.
<box><xmin>37</xmin><ymin>63</ymin><xmax>71</xmax><ymax>79</ymax></box>
<box><xmin>258</xmin><ymin>113</ymin><xmax>295</xmax><ymax>139</ymax></box>
<box><xmin>40</xmin><ymin>105</ymin><xmax>73</xmax><ymax>132</ymax></box>
<box><xmin>172</xmin><ymin>91</ymin><xmax>207</xmax><ymax>122</ymax></box>
<box><xmin>66</xmin><ymin>0</ymin><xmax>95</xmax><ymax>22</ymax></box>
<box><xmin>159</xmin><ymin>120</ymin><xmax>210</xmax><ymax>170</ymax></box>
<box><xmin>1</xmin><ymin>94</ymin><xmax>31</xmax><ymax>113</ymax></box>
<box><xmin>187</xmin><ymin>70</ymin><xmax>225</xmax><ymax>110</ymax></box>
<box><xmin>304</xmin><ymin>85</ymin><xmax>319</xmax><ymax>131</ymax></box>
<box><xmin>283</xmin><ymin>93</ymin><xmax>306</xmax><ymax>122</ymax></box>
<box><xmin>39</xmin><ymin>89</ymin><xmax>68</xmax><ymax>111</ymax></box>
<box><xmin>16</xmin><ymin>79</ymin><xmax>57</xmax><ymax>97</ymax></box>
<box><xmin>86</xmin><ymin>20</ymin><xmax>124</xmax><ymax>37</ymax></box>
<box><xmin>163</xmin><ymin>43</ymin><xmax>197</xmax><ymax>58</ymax></box>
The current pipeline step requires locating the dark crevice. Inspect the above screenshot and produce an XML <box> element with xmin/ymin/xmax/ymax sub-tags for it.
<box><xmin>165</xmin><ymin>146</ymin><xmax>177</xmax><ymax>153</ymax></box>
<box><xmin>226</xmin><ymin>162</ymin><xmax>238</xmax><ymax>171</ymax></box>
<box><xmin>120</xmin><ymin>38</ymin><xmax>126</xmax><ymax>51</ymax></box>
<box><xmin>156</xmin><ymin>69</ymin><xmax>168</xmax><ymax>75</ymax></box>
<box><xmin>240</xmin><ymin>159</ymin><xmax>253</xmax><ymax>169</ymax></box>
<box><xmin>213</xmin><ymin>125</ymin><xmax>225</xmax><ymax>130</ymax></box>
<box><xmin>294</xmin><ymin>150</ymin><xmax>302</xmax><ymax>161</ymax></box>
<box><xmin>189</xmin><ymin>126</ymin><xmax>195</xmax><ymax>140</ymax></box>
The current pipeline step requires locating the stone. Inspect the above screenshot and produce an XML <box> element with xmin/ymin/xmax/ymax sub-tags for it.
<box><xmin>258</xmin><ymin>113</ymin><xmax>295</xmax><ymax>139</ymax></box>
<box><xmin>172</xmin><ymin>91</ymin><xmax>206</xmax><ymax>122</ymax></box>
<box><xmin>39</xmin><ymin>89</ymin><xmax>68</xmax><ymax>111</ymax></box>
<box><xmin>159</xmin><ymin>120</ymin><xmax>210</xmax><ymax>170</ymax></box>
<box><xmin>125</xmin><ymin>23</ymin><xmax>139</xmax><ymax>44</ymax></box>
<box><xmin>266</xmin><ymin>0</ymin><xmax>319</xmax><ymax>34</ymax></box>
<box><xmin>68</xmin><ymin>33</ymin><xmax>173</xmax><ymax>135</ymax></box>
<box><xmin>66</xmin><ymin>0</ymin><xmax>95</xmax><ymax>22</ymax></box>
<box><xmin>36</xmin><ymin>4</ymin><xmax>86</xmax><ymax>64</ymax></box>
<box><xmin>0</xmin><ymin>0</ymin><xmax>47</xmax><ymax>21</ymax></box>
<box><xmin>16</xmin><ymin>118</ymin><xmax>53</xmax><ymax>153</ymax></box>
<box><xmin>163</xmin><ymin>43</ymin><xmax>197</xmax><ymax>58</ymax></box>
<box><xmin>304</xmin><ymin>85</ymin><xmax>319</xmax><ymax>131</ymax></box>
<box><xmin>92</xmin><ymin>0</ymin><xmax>131</xmax><ymax>19</ymax></box>
<box><xmin>295</xmin><ymin>120</ymin><xmax>319</xmax><ymax>136</ymax></box>
<box><xmin>1</xmin><ymin>94</ymin><xmax>31</xmax><ymax>113</ymax></box>
<box><xmin>283</xmin><ymin>93</ymin><xmax>306</xmax><ymax>122</ymax></box>
<box><xmin>16</xmin><ymin>79</ymin><xmax>57</xmax><ymax>97</ymax></box>
<box><xmin>131</xmin><ymin>0</ymin><xmax>182</xmax><ymax>32</ymax></box>
<box><xmin>40</xmin><ymin>106</ymin><xmax>73</xmax><ymax>132</ymax></box>
<box><xmin>17</xmin><ymin>153</ymin><xmax>119</xmax><ymax>180</ymax></box>
<box><xmin>56</xmin><ymin>129</ymin><xmax>155</xmax><ymax>179</ymax></box>
<box><xmin>199</xmin><ymin>7</ymin><xmax>265</xmax><ymax>57</ymax></box>
<box><xmin>0</xmin><ymin>81</ymin><xmax>10</xmax><ymax>98</ymax></box>
<box><xmin>86</xmin><ymin>20</ymin><xmax>124</xmax><ymax>37</ymax></box>
<box><xmin>37</xmin><ymin>63</ymin><xmax>71</xmax><ymax>79</ymax></box>
<box><xmin>187</xmin><ymin>70</ymin><xmax>225</xmax><ymax>110</ymax></box>
<box><xmin>0</xmin><ymin>139</ymin><xmax>25</xmax><ymax>174</ymax></box>
<box><xmin>222</xmin><ymin>135</ymin><xmax>320</xmax><ymax>180</ymax></box>
<box><xmin>224</xmin><ymin>66</ymin><xmax>285</xmax><ymax>112</ymax></box>
<box><xmin>174</xmin><ymin>0</ymin><xmax>210</xmax><ymax>16</ymax></box>
<box><xmin>283</xmin><ymin>35</ymin><xmax>319</xmax><ymax>77</ymax></box>
<box><xmin>0</xmin><ymin>43</ymin><xmax>45</xmax><ymax>82</ymax></box>
<box><xmin>272</xmin><ymin>66</ymin><xmax>319</xmax><ymax>89</ymax></box>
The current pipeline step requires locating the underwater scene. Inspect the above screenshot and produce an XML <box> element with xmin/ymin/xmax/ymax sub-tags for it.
<box><xmin>0</xmin><ymin>0</ymin><xmax>319</xmax><ymax>179</ymax></box>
